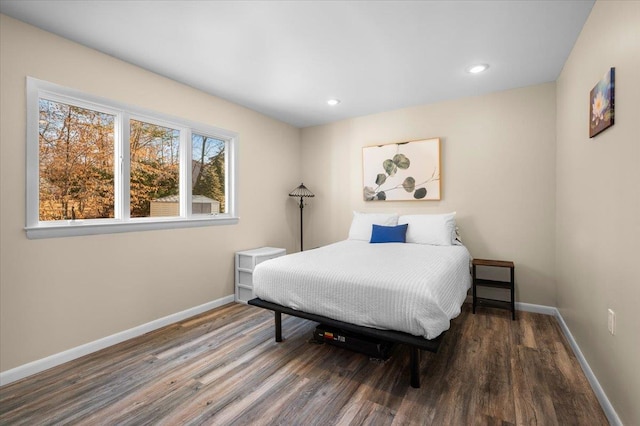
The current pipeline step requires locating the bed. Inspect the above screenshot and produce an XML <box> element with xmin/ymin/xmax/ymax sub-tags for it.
<box><xmin>248</xmin><ymin>212</ymin><xmax>472</xmax><ymax>387</ymax></box>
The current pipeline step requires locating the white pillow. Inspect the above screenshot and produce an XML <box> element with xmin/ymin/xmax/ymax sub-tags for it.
<box><xmin>348</xmin><ymin>212</ymin><xmax>399</xmax><ymax>241</ymax></box>
<box><xmin>398</xmin><ymin>212</ymin><xmax>457</xmax><ymax>246</ymax></box>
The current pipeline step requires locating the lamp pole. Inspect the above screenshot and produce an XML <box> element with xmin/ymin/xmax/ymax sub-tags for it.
<box><xmin>298</xmin><ymin>196</ymin><xmax>304</xmax><ymax>251</ymax></box>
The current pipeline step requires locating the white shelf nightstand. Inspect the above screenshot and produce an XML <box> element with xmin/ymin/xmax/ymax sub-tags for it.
<box><xmin>235</xmin><ymin>247</ymin><xmax>286</xmax><ymax>303</ymax></box>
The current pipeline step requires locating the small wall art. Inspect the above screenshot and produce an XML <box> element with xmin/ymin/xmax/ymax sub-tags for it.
<box><xmin>363</xmin><ymin>137</ymin><xmax>440</xmax><ymax>201</ymax></box>
<box><xmin>589</xmin><ymin>67</ymin><xmax>615</xmax><ymax>138</ymax></box>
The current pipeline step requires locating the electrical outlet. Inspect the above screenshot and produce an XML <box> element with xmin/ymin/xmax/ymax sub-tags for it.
<box><xmin>608</xmin><ymin>309</ymin><xmax>615</xmax><ymax>335</ymax></box>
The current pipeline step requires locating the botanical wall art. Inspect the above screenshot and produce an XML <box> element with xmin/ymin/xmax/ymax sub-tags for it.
<box><xmin>589</xmin><ymin>67</ymin><xmax>615</xmax><ymax>138</ymax></box>
<box><xmin>363</xmin><ymin>138</ymin><xmax>440</xmax><ymax>201</ymax></box>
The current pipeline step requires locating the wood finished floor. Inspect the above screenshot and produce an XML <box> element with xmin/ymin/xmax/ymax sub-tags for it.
<box><xmin>0</xmin><ymin>303</ymin><xmax>608</xmax><ymax>425</ymax></box>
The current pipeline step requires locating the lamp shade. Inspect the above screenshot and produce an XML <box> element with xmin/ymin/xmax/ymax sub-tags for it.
<box><xmin>289</xmin><ymin>183</ymin><xmax>314</xmax><ymax>198</ymax></box>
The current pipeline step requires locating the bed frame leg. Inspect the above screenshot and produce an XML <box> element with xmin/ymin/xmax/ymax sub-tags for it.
<box><xmin>410</xmin><ymin>347</ymin><xmax>421</xmax><ymax>388</ymax></box>
<box><xmin>274</xmin><ymin>311</ymin><xmax>282</xmax><ymax>342</ymax></box>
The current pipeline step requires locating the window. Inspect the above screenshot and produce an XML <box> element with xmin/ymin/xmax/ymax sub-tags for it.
<box><xmin>192</xmin><ymin>133</ymin><xmax>226</xmax><ymax>215</ymax></box>
<box><xmin>26</xmin><ymin>78</ymin><xmax>238</xmax><ymax>239</ymax></box>
<box><xmin>38</xmin><ymin>98</ymin><xmax>116</xmax><ymax>221</ymax></box>
<box><xmin>129</xmin><ymin>119</ymin><xmax>181</xmax><ymax>218</ymax></box>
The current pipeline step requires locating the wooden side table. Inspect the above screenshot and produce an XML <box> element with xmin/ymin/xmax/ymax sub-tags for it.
<box><xmin>472</xmin><ymin>258</ymin><xmax>515</xmax><ymax>320</ymax></box>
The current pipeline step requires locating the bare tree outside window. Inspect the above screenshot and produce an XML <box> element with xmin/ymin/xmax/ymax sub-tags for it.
<box><xmin>192</xmin><ymin>134</ymin><xmax>225</xmax><ymax>214</ymax></box>
<box><xmin>38</xmin><ymin>99</ymin><xmax>115</xmax><ymax>220</ymax></box>
<box><xmin>129</xmin><ymin>119</ymin><xmax>180</xmax><ymax>218</ymax></box>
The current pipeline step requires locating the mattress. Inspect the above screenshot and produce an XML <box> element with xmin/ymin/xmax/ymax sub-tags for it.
<box><xmin>253</xmin><ymin>240</ymin><xmax>472</xmax><ymax>339</ymax></box>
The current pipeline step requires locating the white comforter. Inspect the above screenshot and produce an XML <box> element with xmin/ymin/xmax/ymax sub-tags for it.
<box><xmin>253</xmin><ymin>240</ymin><xmax>471</xmax><ymax>339</ymax></box>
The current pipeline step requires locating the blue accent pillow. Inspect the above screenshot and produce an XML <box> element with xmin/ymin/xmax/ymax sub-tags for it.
<box><xmin>370</xmin><ymin>223</ymin><xmax>408</xmax><ymax>243</ymax></box>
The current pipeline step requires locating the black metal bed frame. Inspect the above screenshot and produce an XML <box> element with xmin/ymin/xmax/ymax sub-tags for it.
<box><xmin>247</xmin><ymin>298</ymin><xmax>444</xmax><ymax>388</ymax></box>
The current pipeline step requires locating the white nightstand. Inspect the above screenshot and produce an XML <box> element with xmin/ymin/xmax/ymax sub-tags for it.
<box><xmin>235</xmin><ymin>247</ymin><xmax>286</xmax><ymax>303</ymax></box>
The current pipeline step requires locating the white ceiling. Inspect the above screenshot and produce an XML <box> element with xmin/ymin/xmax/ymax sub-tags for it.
<box><xmin>0</xmin><ymin>0</ymin><xmax>594</xmax><ymax>128</ymax></box>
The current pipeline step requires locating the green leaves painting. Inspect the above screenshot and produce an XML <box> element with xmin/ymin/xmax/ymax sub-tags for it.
<box><xmin>383</xmin><ymin>159</ymin><xmax>396</xmax><ymax>176</ymax></box>
<box><xmin>362</xmin><ymin>138</ymin><xmax>441</xmax><ymax>201</ymax></box>
<box><xmin>393</xmin><ymin>153</ymin><xmax>410</xmax><ymax>169</ymax></box>
<box><xmin>402</xmin><ymin>177</ymin><xmax>415</xmax><ymax>192</ymax></box>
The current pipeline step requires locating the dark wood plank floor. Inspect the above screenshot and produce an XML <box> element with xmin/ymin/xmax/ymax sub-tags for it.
<box><xmin>0</xmin><ymin>303</ymin><xmax>608</xmax><ymax>425</ymax></box>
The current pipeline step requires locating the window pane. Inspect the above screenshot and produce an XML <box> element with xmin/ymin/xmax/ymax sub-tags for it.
<box><xmin>192</xmin><ymin>134</ymin><xmax>225</xmax><ymax>214</ymax></box>
<box><xmin>38</xmin><ymin>99</ymin><xmax>115</xmax><ymax>221</ymax></box>
<box><xmin>130</xmin><ymin>119</ymin><xmax>180</xmax><ymax>218</ymax></box>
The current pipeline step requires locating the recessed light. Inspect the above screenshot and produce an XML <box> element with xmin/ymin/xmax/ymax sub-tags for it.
<box><xmin>327</xmin><ymin>99</ymin><xmax>341</xmax><ymax>106</ymax></box>
<box><xmin>467</xmin><ymin>64</ymin><xmax>489</xmax><ymax>74</ymax></box>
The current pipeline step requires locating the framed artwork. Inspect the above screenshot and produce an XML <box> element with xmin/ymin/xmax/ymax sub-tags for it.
<box><xmin>589</xmin><ymin>67</ymin><xmax>615</xmax><ymax>138</ymax></box>
<box><xmin>363</xmin><ymin>137</ymin><xmax>440</xmax><ymax>201</ymax></box>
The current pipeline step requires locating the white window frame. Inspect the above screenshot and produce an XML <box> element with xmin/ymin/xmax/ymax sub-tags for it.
<box><xmin>26</xmin><ymin>77</ymin><xmax>239</xmax><ymax>239</ymax></box>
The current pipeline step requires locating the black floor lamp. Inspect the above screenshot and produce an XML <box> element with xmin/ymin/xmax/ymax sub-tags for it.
<box><xmin>289</xmin><ymin>183</ymin><xmax>314</xmax><ymax>251</ymax></box>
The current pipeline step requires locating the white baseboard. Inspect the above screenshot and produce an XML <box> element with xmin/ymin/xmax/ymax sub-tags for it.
<box><xmin>553</xmin><ymin>307</ymin><xmax>622</xmax><ymax>426</ymax></box>
<box><xmin>515</xmin><ymin>301</ymin><xmax>557</xmax><ymax>316</ymax></box>
<box><xmin>0</xmin><ymin>294</ymin><xmax>235</xmax><ymax>386</ymax></box>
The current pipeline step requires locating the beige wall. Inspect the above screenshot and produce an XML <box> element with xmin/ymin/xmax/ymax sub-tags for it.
<box><xmin>301</xmin><ymin>83</ymin><xmax>557</xmax><ymax>306</ymax></box>
<box><xmin>0</xmin><ymin>15</ymin><xmax>301</xmax><ymax>372</ymax></box>
<box><xmin>556</xmin><ymin>1</ymin><xmax>640</xmax><ymax>424</ymax></box>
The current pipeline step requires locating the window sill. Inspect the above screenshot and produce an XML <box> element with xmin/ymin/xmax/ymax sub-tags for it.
<box><xmin>25</xmin><ymin>216</ymin><xmax>239</xmax><ymax>239</ymax></box>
